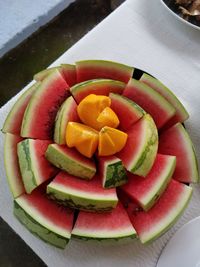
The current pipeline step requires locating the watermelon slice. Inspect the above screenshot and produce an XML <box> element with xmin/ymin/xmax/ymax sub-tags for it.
<box><xmin>45</xmin><ymin>144</ymin><xmax>96</xmax><ymax>180</ymax></box>
<box><xmin>140</xmin><ymin>73</ymin><xmax>189</xmax><ymax>126</ymax></box>
<box><xmin>54</xmin><ymin>96</ymin><xmax>79</xmax><ymax>145</ymax></box>
<box><xmin>109</xmin><ymin>93</ymin><xmax>145</xmax><ymax>131</ymax></box>
<box><xmin>4</xmin><ymin>133</ymin><xmax>25</xmax><ymax>198</ymax></box>
<box><xmin>47</xmin><ymin>172</ymin><xmax>118</xmax><ymax>212</ymax></box>
<box><xmin>72</xmin><ymin>202</ymin><xmax>136</xmax><ymax>241</ymax></box>
<box><xmin>128</xmin><ymin>179</ymin><xmax>192</xmax><ymax>244</ymax></box>
<box><xmin>76</xmin><ymin>59</ymin><xmax>134</xmax><ymax>83</ymax></box>
<box><xmin>123</xmin><ymin>79</ymin><xmax>176</xmax><ymax>129</ymax></box>
<box><xmin>121</xmin><ymin>154</ymin><xmax>176</xmax><ymax>211</ymax></box>
<box><xmin>17</xmin><ymin>139</ymin><xmax>58</xmax><ymax>193</ymax></box>
<box><xmin>70</xmin><ymin>79</ymin><xmax>125</xmax><ymax>103</ymax></box>
<box><xmin>159</xmin><ymin>123</ymin><xmax>199</xmax><ymax>183</ymax></box>
<box><xmin>2</xmin><ymin>82</ymin><xmax>40</xmax><ymax>135</ymax></box>
<box><xmin>14</xmin><ymin>187</ymin><xmax>74</xmax><ymax>248</ymax></box>
<box><xmin>21</xmin><ymin>70</ymin><xmax>69</xmax><ymax>140</ymax></box>
<box><xmin>34</xmin><ymin>64</ymin><xmax>76</xmax><ymax>86</ymax></box>
<box><xmin>117</xmin><ymin>114</ymin><xmax>158</xmax><ymax>177</ymax></box>
<box><xmin>98</xmin><ymin>155</ymin><xmax>127</xmax><ymax>188</ymax></box>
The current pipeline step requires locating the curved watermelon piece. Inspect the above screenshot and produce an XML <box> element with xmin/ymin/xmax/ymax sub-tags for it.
<box><xmin>70</xmin><ymin>79</ymin><xmax>125</xmax><ymax>103</ymax></box>
<box><xmin>109</xmin><ymin>93</ymin><xmax>145</xmax><ymax>131</ymax></box>
<box><xmin>21</xmin><ymin>70</ymin><xmax>69</xmax><ymax>140</ymax></box>
<box><xmin>4</xmin><ymin>133</ymin><xmax>25</xmax><ymax>198</ymax></box>
<box><xmin>123</xmin><ymin>79</ymin><xmax>176</xmax><ymax>129</ymax></box>
<box><xmin>54</xmin><ymin>96</ymin><xmax>79</xmax><ymax>145</ymax></box>
<box><xmin>45</xmin><ymin>144</ymin><xmax>96</xmax><ymax>180</ymax></box>
<box><xmin>128</xmin><ymin>179</ymin><xmax>192</xmax><ymax>244</ymax></box>
<box><xmin>17</xmin><ymin>139</ymin><xmax>58</xmax><ymax>194</ymax></box>
<box><xmin>47</xmin><ymin>172</ymin><xmax>118</xmax><ymax>212</ymax></box>
<box><xmin>2</xmin><ymin>82</ymin><xmax>40</xmax><ymax>135</ymax></box>
<box><xmin>14</xmin><ymin>188</ymin><xmax>74</xmax><ymax>248</ymax></box>
<box><xmin>76</xmin><ymin>60</ymin><xmax>134</xmax><ymax>83</ymax></box>
<box><xmin>98</xmin><ymin>155</ymin><xmax>127</xmax><ymax>188</ymax></box>
<box><xmin>159</xmin><ymin>123</ymin><xmax>199</xmax><ymax>183</ymax></box>
<box><xmin>72</xmin><ymin>202</ymin><xmax>136</xmax><ymax>241</ymax></box>
<box><xmin>121</xmin><ymin>154</ymin><xmax>176</xmax><ymax>211</ymax></box>
<box><xmin>117</xmin><ymin>114</ymin><xmax>158</xmax><ymax>177</ymax></box>
<box><xmin>140</xmin><ymin>73</ymin><xmax>189</xmax><ymax>126</ymax></box>
<box><xmin>34</xmin><ymin>64</ymin><xmax>76</xmax><ymax>86</ymax></box>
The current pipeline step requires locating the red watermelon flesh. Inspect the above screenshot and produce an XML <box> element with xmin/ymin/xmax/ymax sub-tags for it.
<box><xmin>70</xmin><ymin>79</ymin><xmax>125</xmax><ymax>104</ymax></box>
<box><xmin>2</xmin><ymin>82</ymin><xmax>40</xmax><ymax>135</ymax></box>
<box><xmin>4</xmin><ymin>133</ymin><xmax>25</xmax><ymax>198</ymax></box>
<box><xmin>21</xmin><ymin>70</ymin><xmax>69</xmax><ymax>140</ymax></box>
<box><xmin>50</xmin><ymin>172</ymin><xmax>116</xmax><ymax>197</ymax></box>
<box><xmin>61</xmin><ymin>64</ymin><xmax>77</xmax><ymax>86</ymax></box>
<box><xmin>128</xmin><ymin>179</ymin><xmax>192</xmax><ymax>244</ymax></box>
<box><xmin>159</xmin><ymin>123</ymin><xmax>199</xmax><ymax>183</ymax></box>
<box><xmin>76</xmin><ymin>60</ymin><xmax>134</xmax><ymax>83</ymax></box>
<box><xmin>71</xmin><ymin>202</ymin><xmax>136</xmax><ymax>239</ymax></box>
<box><xmin>109</xmin><ymin>93</ymin><xmax>145</xmax><ymax>131</ymax></box>
<box><xmin>121</xmin><ymin>154</ymin><xmax>176</xmax><ymax>211</ymax></box>
<box><xmin>123</xmin><ymin>78</ymin><xmax>176</xmax><ymax>129</ymax></box>
<box><xmin>14</xmin><ymin>186</ymin><xmax>74</xmax><ymax>248</ymax></box>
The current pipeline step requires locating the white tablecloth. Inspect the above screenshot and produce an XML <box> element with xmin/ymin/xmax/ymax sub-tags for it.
<box><xmin>0</xmin><ymin>0</ymin><xmax>200</xmax><ymax>266</ymax></box>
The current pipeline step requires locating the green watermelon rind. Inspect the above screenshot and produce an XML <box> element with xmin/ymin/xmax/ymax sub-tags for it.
<box><xmin>54</xmin><ymin>96</ymin><xmax>76</xmax><ymax>145</ymax></box>
<box><xmin>128</xmin><ymin>114</ymin><xmax>158</xmax><ymax>177</ymax></box>
<box><xmin>76</xmin><ymin>59</ymin><xmax>134</xmax><ymax>74</ymax></box>
<box><xmin>45</xmin><ymin>144</ymin><xmax>96</xmax><ymax>180</ymax></box>
<box><xmin>140</xmin><ymin>155</ymin><xmax>176</xmax><ymax>211</ymax></box>
<box><xmin>4</xmin><ymin>133</ymin><xmax>25</xmax><ymax>198</ymax></box>
<box><xmin>14</xmin><ymin>201</ymin><xmax>69</xmax><ymax>249</ymax></box>
<box><xmin>17</xmin><ymin>139</ymin><xmax>38</xmax><ymax>194</ymax></box>
<box><xmin>34</xmin><ymin>67</ymin><xmax>60</xmax><ymax>81</ymax></box>
<box><xmin>47</xmin><ymin>183</ymin><xmax>118</xmax><ymax>212</ymax></box>
<box><xmin>140</xmin><ymin>73</ymin><xmax>189</xmax><ymax>122</ymax></box>
<box><xmin>2</xmin><ymin>82</ymin><xmax>40</xmax><ymax>134</ymax></box>
<box><xmin>141</xmin><ymin>185</ymin><xmax>193</xmax><ymax>244</ymax></box>
<box><xmin>102</xmin><ymin>158</ymin><xmax>128</xmax><ymax>188</ymax></box>
<box><xmin>70</xmin><ymin>79</ymin><xmax>125</xmax><ymax>100</ymax></box>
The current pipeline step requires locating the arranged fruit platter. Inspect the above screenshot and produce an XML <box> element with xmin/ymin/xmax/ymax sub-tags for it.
<box><xmin>2</xmin><ymin>59</ymin><xmax>199</xmax><ymax>249</ymax></box>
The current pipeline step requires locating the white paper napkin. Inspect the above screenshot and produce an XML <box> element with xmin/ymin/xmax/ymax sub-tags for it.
<box><xmin>1</xmin><ymin>0</ymin><xmax>200</xmax><ymax>266</ymax></box>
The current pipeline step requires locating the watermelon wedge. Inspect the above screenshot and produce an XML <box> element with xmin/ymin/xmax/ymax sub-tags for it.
<box><xmin>76</xmin><ymin>59</ymin><xmax>134</xmax><ymax>83</ymax></box>
<box><xmin>18</xmin><ymin>139</ymin><xmax>58</xmax><ymax>193</ymax></box>
<box><xmin>109</xmin><ymin>93</ymin><xmax>145</xmax><ymax>131</ymax></box>
<box><xmin>128</xmin><ymin>179</ymin><xmax>192</xmax><ymax>244</ymax></box>
<box><xmin>21</xmin><ymin>70</ymin><xmax>69</xmax><ymax>140</ymax></box>
<box><xmin>54</xmin><ymin>96</ymin><xmax>79</xmax><ymax>145</ymax></box>
<box><xmin>123</xmin><ymin>79</ymin><xmax>176</xmax><ymax>129</ymax></box>
<box><xmin>121</xmin><ymin>154</ymin><xmax>176</xmax><ymax>211</ymax></box>
<box><xmin>72</xmin><ymin>202</ymin><xmax>136</xmax><ymax>241</ymax></box>
<box><xmin>2</xmin><ymin>82</ymin><xmax>40</xmax><ymax>135</ymax></box>
<box><xmin>140</xmin><ymin>73</ymin><xmax>189</xmax><ymax>126</ymax></box>
<box><xmin>70</xmin><ymin>79</ymin><xmax>125</xmax><ymax>103</ymax></box>
<box><xmin>117</xmin><ymin>114</ymin><xmax>158</xmax><ymax>177</ymax></box>
<box><xmin>14</xmin><ymin>187</ymin><xmax>74</xmax><ymax>248</ymax></box>
<box><xmin>4</xmin><ymin>133</ymin><xmax>25</xmax><ymax>198</ymax></box>
<box><xmin>98</xmin><ymin>155</ymin><xmax>127</xmax><ymax>188</ymax></box>
<box><xmin>159</xmin><ymin>123</ymin><xmax>199</xmax><ymax>183</ymax></box>
<box><xmin>47</xmin><ymin>172</ymin><xmax>118</xmax><ymax>212</ymax></box>
<box><xmin>45</xmin><ymin>144</ymin><xmax>96</xmax><ymax>180</ymax></box>
<box><xmin>34</xmin><ymin>64</ymin><xmax>76</xmax><ymax>86</ymax></box>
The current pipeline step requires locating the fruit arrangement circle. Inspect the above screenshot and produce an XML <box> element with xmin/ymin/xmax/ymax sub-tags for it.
<box><xmin>3</xmin><ymin>60</ymin><xmax>198</xmax><ymax>249</ymax></box>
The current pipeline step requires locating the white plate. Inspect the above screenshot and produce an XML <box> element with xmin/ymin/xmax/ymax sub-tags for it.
<box><xmin>160</xmin><ymin>0</ymin><xmax>200</xmax><ymax>31</ymax></box>
<box><xmin>157</xmin><ymin>216</ymin><xmax>200</xmax><ymax>267</ymax></box>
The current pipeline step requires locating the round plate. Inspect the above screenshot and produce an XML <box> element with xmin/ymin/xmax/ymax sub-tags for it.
<box><xmin>160</xmin><ymin>0</ymin><xmax>200</xmax><ymax>31</ymax></box>
<box><xmin>157</xmin><ymin>216</ymin><xmax>200</xmax><ymax>267</ymax></box>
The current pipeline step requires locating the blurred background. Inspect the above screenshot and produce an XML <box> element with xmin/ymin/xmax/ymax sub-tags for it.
<box><xmin>0</xmin><ymin>1</ymin><xmax>124</xmax><ymax>266</ymax></box>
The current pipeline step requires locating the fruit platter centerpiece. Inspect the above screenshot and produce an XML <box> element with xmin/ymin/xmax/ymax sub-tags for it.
<box><xmin>2</xmin><ymin>59</ymin><xmax>199</xmax><ymax>249</ymax></box>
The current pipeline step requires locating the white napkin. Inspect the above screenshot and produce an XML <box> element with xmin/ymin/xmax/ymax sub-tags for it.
<box><xmin>1</xmin><ymin>0</ymin><xmax>200</xmax><ymax>266</ymax></box>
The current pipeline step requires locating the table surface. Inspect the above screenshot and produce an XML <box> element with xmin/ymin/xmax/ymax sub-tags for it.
<box><xmin>1</xmin><ymin>0</ymin><xmax>200</xmax><ymax>266</ymax></box>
